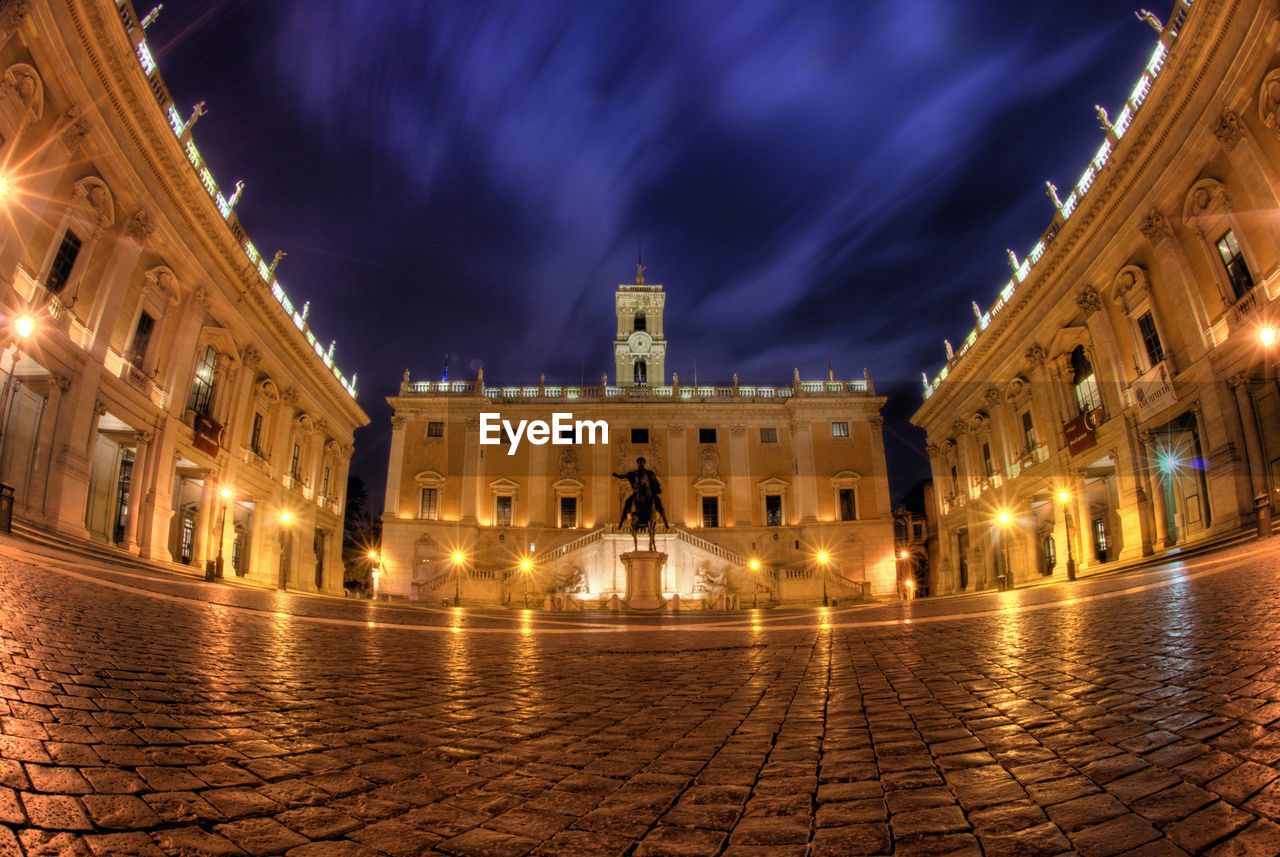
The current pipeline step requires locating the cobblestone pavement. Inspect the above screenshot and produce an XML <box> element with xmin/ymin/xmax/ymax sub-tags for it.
<box><xmin>2</xmin><ymin>537</ymin><xmax>1280</xmax><ymax>856</ymax></box>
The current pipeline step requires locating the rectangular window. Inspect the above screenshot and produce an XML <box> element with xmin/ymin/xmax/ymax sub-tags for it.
<box><xmin>699</xmin><ymin>427</ymin><xmax>717</xmax><ymax>444</ymax></box>
<box><xmin>982</xmin><ymin>443</ymin><xmax>995</xmax><ymax>478</ymax></box>
<box><xmin>701</xmin><ymin>496</ymin><xmax>719</xmax><ymax>528</ymax></box>
<box><xmin>559</xmin><ymin>496</ymin><xmax>577</xmax><ymax>528</ymax></box>
<box><xmin>1216</xmin><ymin>230</ymin><xmax>1254</xmax><ymax>300</ymax></box>
<box><xmin>427</xmin><ymin>421</ymin><xmax>444</xmax><ymax>438</ymax></box>
<box><xmin>765</xmin><ymin>494</ymin><xmax>783</xmax><ymax>527</ymax></box>
<box><xmin>126</xmin><ymin>312</ymin><xmax>154</xmax><ymax>368</ymax></box>
<box><xmin>249</xmin><ymin>412</ymin><xmax>263</xmax><ymax>454</ymax></box>
<box><xmin>180</xmin><ymin>515</ymin><xmax>194</xmax><ymax>565</ymax></box>
<box><xmin>633</xmin><ymin>313</ymin><xmax>646</xmax><ymax>332</ymax></box>
<box><xmin>46</xmin><ymin>231</ymin><xmax>82</xmax><ymax>294</ymax></box>
<box><xmin>759</xmin><ymin>427</ymin><xmax>778</xmax><ymax>444</ymax></box>
<box><xmin>831</xmin><ymin>421</ymin><xmax>850</xmax><ymax>438</ymax></box>
<box><xmin>630</xmin><ymin>427</ymin><xmax>649</xmax><ymax>444</ymax></box>
<box><xmin>1092</xmin><ymin>517</ymin><xmax>1108</xmax><ymax>562</ymax></box>
<box><xmin>322</xmin><ymin>466</ymin><xmax>330</xmax><ymax>498</ymax></box>
<box><xmin>1137</xmin><ymin>311</ymin><xmax>1164</xmax><ymax>367</ymax></box>
<box><xmin>290</xmin><ymin>443</ymin><xmax>301</xmax><ymax>479</ymax></box>
<box><xmin>1021</xmin><ymin>411</ymin><xmax>1035</xmax><ymax>452</ymax></box>
<box><xmin>495</xmin><ymin>495</ymin><xmax>513</xmax><ymax>527</ymax></box>
<box><xmin>950</xmin><ymin>466</ymin><xmax>959</xmax><ymax>497</ymax></box>
<box><xmin>419</xmin><ymin>487</ymin><xmax>439</xmax><ymax>520</ymax></box>
<box><xmin>187</xmin><ymin>345</ymin><xmax>217</xmax><ymax>417</ymax></box>
<box><xmin>912</xmin><ymin>522</ymin><xmax>923</xmax><ymax>539</ymax></box>
<box><xmin>838</xmin><ymin>488</ymin><xmax>857</xmax><ymax>521</ymax></box>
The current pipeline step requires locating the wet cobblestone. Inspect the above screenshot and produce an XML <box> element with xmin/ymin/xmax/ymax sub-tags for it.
<box><xmin>0</xmin><ymin>537</ymin><xmax>1279</xmax><ymax>854</ymax></box>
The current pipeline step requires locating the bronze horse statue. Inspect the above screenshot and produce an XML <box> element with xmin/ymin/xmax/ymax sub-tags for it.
<box><xmin>613</xmin><ymin>457</ymin><xmax>668</xmax><ymax>551</ymax></box>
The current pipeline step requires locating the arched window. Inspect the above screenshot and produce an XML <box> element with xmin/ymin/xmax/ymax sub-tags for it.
<box><xmin>633</xmin><ymin>359</ymin><xmax>647</xmax><ymax>385</ymax></box>
<box><xmin>633</xmin><ymin>313</ymin><xmax>647</xmax><ymax>332</ymax></box>
<box><xmin>1070</xmin><ymin>346</ymin><xmax>1101</xmax><ymax>414</ymax></box>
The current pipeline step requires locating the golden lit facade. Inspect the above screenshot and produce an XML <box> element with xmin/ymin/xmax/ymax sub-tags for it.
<box><xmin>912</xmin><ymin>0</ymin><xmax>1280</xmax><ymax>594</ymax></box>
<box><xmin>380</xmin><ymin>271</ymin><xmax>895</xmax><ymax>606</ymax></box>
<box><xmin>0</xmin><ymin>1</ymin><xmax>368</xmax><ymax>591</ymax></box>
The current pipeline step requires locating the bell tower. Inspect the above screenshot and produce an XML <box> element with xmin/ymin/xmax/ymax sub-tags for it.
<box><xmin>614</xmin><ymin>263</ymin><xmax>666</xmax><ymax>386</ymax></box>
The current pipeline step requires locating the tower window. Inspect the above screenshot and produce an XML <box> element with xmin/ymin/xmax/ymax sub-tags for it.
<box><xmin>1216</xmin><ymin>230</ymin><xmax>1253</xmax><ymax>300</ymax></box>
<box><xmin>760</xmin><ymin>427</ymin><xmax>778</xmax><ymax>444</ymax></box>
<box><xmin>427</xmin><ymin>421</ymin><xmax>444</xmax><ymax>438</ymax></box>
<box><xmin>633</xmin><ymin>313</ymin><xmax>646</xmax><ymax>332</ymax></box>
<box><xmin>47</xmin><ymin>230</ymin><xmax>82</xmax><ymax>294</ymax></box>
<box><xmin>630</xmin><ymin>427</ymin><xmax>649</xmax><ymax>444</ymax></box>
<box><xmin>831</xmin><ymin>421</ymin><xmax>850</xmax><ymax>438</ymax></box>
<box><xmin>633</xmin><ymin>359</ymin><xmax>647</xmax><ymax>385</ymax></box>
<box><xmin>699</xmin><ymin>428</ymin><xmax>717</xmax><ymax>444</ymax></box>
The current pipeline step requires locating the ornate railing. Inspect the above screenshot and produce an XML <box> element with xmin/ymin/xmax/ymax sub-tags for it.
<box><xmin>399</xmin><ymin>380</ymin><xmax>872</xmax><ymax>400</ymax></box>
<box><xmin>672</xmin><ymin>527</ymin><xmax>747</xmax><ymax>567</ymax></box>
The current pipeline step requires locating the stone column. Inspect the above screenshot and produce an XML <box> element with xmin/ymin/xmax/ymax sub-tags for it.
<box><xmin>1229</xmin><ymin>374</ymin><xmax>1272</xmax><ymax>536</ymax></box>
<box><xmin>1024</xmin><ymin>345</ymin><xmax>1058</xmax><ymax>453</ymax></box>
<box><xmin>191</xmin><ymin>474</ymin><xmax>215</xmax><ymax>569</ymax></box>
<box><xmin>120</xmin><ymin>430</ymin><xmax>152</xmax><ymax>552</ymax></box>
<box><xmin>1140</xmin><ymin>209</ymin><xmax>1211</xmax><ymax>357</ymax></box>
<box><xmin>29</xmin><ymin>374</ymin><xmax>69</xmax><ymax>524</ymax></box>
<box><xmin>87</xmin><ymin>238</ymin><xmax>146</xmax><ymax>360</ymax></box>
<box><xmin>460</xmin><ymin>415</ymin><xmax>480</xmax><ymax>522</ymax></box>
<box><xmin>790</xmin><ymin>417</ymin><xmax>819</xmax><ymax>522</ymax></box>
<box><xmin>666</xmin><ymin>424</ymin><xmax>687</xmax><ymax>527</ymax></box>
<box><xmin>1077</xmin><ymin>286</ymin><xmax>1127</xmax><ymax>417</ymax></box>
<box><xmin>728</xmin><ymin>424</ymin><xmax>751</xmax><ymax>525</ymax></box>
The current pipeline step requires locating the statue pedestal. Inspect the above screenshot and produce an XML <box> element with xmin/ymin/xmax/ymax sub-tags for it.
<box><xmin>621</xmin><ymin>551</ymin><xmax>667</xmax><ymax>610</ymax></box>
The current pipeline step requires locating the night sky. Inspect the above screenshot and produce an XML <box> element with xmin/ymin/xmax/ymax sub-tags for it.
<box><xmin>144</xmin><ymin>0</ymin><xmax>1155</xmax><ymax>507</ymax></box>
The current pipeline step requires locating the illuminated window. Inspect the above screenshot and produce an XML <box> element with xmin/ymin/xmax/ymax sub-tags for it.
<box><xmin>1092</xmin><ymin>517</ymin><xmax>1109</xmax><ymax>562</ymax></box>
<box><xmin>831</xmin><ymin>421</ymin><xmax>850</xmax><ymax>438</ymax></box>
<box><xmin>1216</xmin><ymin>230</ymin><xmax>1254</xmax><ymax>300</ymax></box>
<box><xmin>419</xmin><ymin>487</ymin><xmax>439</xmax><ymax>520</ymax></box>
<box><xmin>1137</xmin><ymin>311</ymin><xmax>1164</xmax><ymax>367</ymax></box>
<box><xmin>46</xmin><ymin>231</ymin><xmax>82</xmax><ymax>294</ymax></box>
<box><xmin>760</xmin><ymin>427</ymin><xmax>778</xmax><ymax>444</ymax></box>
<box><xmin>427</xmin><ymin>421</ymin><xmax>444</xmax><ymax>438</ymax></box>
<box><xmin>126</xmin><ymin>312</ymin><xmax>154</xmax><ymax>369</ymax></box>
<box><xmin>633</xmin><ymin>313</ymin><xmax>646</xmax><ymax>332</ymax></box>
<box><xmin>559</xmin><ymin>496</ymin><xmax>577</xmax><ymax>528</ymax></box>
<box><xmin>1070</xmin><ymin>346</ymin><xmax>1102</xmax><ymax>415</ymax></box>
<box><xmin>838</xmin><ymin>489</ymin><xmax>857</xmax><ymax>522</ymax></box>
<box><xmin>187</xmin><ymin>345</ymin><xmax>217</xmax><ymax>417</ymax></box>
<box><xmin>495</xmin><ymin>496</ymin><xmax>513</xmax><ymax>527</ymax></box>
<box><xmin>631</xmin><ymin>427</ymin><xmax>649</xmax><ymax>444</ymax></box>
<box><xmin>1021</xmin><ymin>411</ymin><xmax>1035</xmax><ymax>452</ymax></box>
<box><xmin>701</xmin><ymin>496</ymin><xmax>719</xmax><ymax>528</ymax></box>
<box><xmin>699</xmin><ymin>427</ymin><xmax>717</xmax><ymax>444</ymax></box>
<box><xmin>765</xmin><ymin>494</ymin><xmax>783</xmax><ymax>527</ymax></box>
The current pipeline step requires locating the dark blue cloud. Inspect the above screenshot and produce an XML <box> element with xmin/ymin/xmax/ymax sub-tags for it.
<box><xmin>149</xmin><ymin>0</ymin><xmax>1151</xmax><ymax>498</ymax></box>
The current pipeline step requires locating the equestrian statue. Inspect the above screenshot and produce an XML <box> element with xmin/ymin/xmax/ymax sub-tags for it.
<box><xmin>612</xmin><ymin>457</ymin><xmax>669</xmax><ymax>551</ymax></box>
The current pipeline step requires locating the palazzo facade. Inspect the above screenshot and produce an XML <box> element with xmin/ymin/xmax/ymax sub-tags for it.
<box><xmin>912</xmin><ymin>0</ymin><xmax>1280</xmax><ymax>594</ymax></box>
<box><xmin>380</xmin><ymin>270</ymin><xmax>895</xmax><ymax>607</ymax></box>
<box><xmin>0</xmin><ymin>1</ymin><xmax>368</xmax><ymax>592</ymax></box>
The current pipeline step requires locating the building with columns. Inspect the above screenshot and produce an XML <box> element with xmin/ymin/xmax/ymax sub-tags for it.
<box><xmin>0</xmin><ymin>1</ymin><xmax>368</xmax><ymax>592</ymax></box>
<box><xmin>912</xmin><ymin>0</ymin><xmax>1280</xmax><ymax>594</ymax></box>
<box><xmin>379</xmin><ymin>268</ymin><xmax>895</xmax><ymax>607</ymax></box>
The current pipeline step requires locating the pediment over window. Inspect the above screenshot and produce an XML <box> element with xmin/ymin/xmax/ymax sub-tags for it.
<box><xmin>415</xmin><ymin>470</ymin><xmax>445</xmax><ymax>488</ymax></box>
<box><xmin>832</xmin><ymin>470</ymin><xmax>862</xmax><ymax>489</ymax></box>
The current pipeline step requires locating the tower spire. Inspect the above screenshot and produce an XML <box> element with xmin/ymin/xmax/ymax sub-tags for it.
<box><xmin>636</xmin><ymin>240</ymin><xmax>645</xmax><ymax>285</ymax></box>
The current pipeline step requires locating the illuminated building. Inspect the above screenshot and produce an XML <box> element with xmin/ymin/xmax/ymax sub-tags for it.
<box><xmin>0</xmin><ymin>1</ymin><xmax>368</xmax><ymax>590</ymax></box>
<box><xmin>912</xmin><ymin>0</ymin><xmax>1280</xmax><ymax>593</ymax></box>
<box><xmin>379</xmin><ymin>269</ymin><xmax>896</xmax><ymax>606</ymax></box>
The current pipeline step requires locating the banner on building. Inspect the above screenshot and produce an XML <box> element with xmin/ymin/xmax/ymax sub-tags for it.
<box><xmin>193</xmin><ymin>415</ymin><xmax>222</xmax><ymax>457</ymax></box>
<box><xmin>1130</xmin><ymin>361</ymin><xmax>1177</xmax><ymax>419</ymax></box>
<box><xmin>1063</xmin><ymin>411</ymin><xmax>1098</xmax><ymax>456</ymax></box>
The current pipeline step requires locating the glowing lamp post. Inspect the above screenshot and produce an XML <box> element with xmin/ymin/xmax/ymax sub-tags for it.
<box><xmin>816</xmin><ymin>550</ymin><xmax>830</xmax><ymax>606</ymax></box>
<box><xmin>995</xmin><ymin>511</ymin><xmax>1013</xmax><ymax>590</ymax></box>
<box><xmin>215</xmin><ymin>486</ymin><xmax>232</xmax><ymax>579</ymax></box>
<box><xmin>520</xmin><ymin>557</ymin><xmax>533</xmax><ymax>608</ymax></box>
<box><xmin>368</xmin><ymin>549</ymin><xmax>382</xmax><ymax>599</ymax></box>
<box><xmin>13</xmin><ymin>315</ymin><xmax>34</xmax><ymax>340</ymax></box>
<box><xmin>451</xmin><ymin>550</ymin><xmax>465</xmax><ymax>606</ymax></box>
<box><xmin>1057</xmin><ymin>491</ymin><xmax>1077</xmax><ymax>580</ymax></box>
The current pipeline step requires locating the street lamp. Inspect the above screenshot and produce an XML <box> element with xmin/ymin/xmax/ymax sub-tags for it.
<box><xmin>367</xmin><ymin>548</ymin><xmax>382</xmax><ymax>599</ymax></box>
<box><xmin>451</xmin><ymin>550</ymin><xmax>465</xmax><ymax>606</ymax></box>
<box><xmin>213</xmin><ymin>486</ymin><xmax>232</xmax><ymax>579</ymax></box>
<box><xmin>816</xmin><ymin>550</ymin><xmax>830</xmax><ymax>606</ymax></box>
<box><xmin>994</xmin><ymin>510</ymin><xmax>1013</xmax><ymax>591</ymax></box>
<box><xmin>1056</xmin><ymin>491</ymin><xmax>1077</xmax><ymax>580</ymax></box>
<box><xmin>520</xmin><ymin>556</ymin><xmax>533</xmax><ymax>608</ymax></box>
